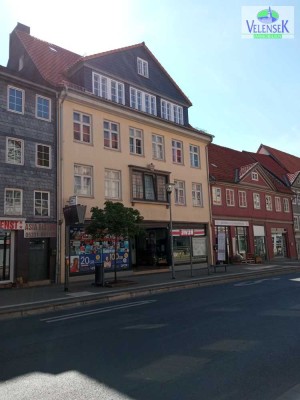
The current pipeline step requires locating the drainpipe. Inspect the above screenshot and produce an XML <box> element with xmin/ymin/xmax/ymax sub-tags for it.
<box><xmin>205</xmin><ymin>142</ymin><xmax>214</xmax><ymax>266</ymax></box>
<box><xmin>56</xmin><ymin>86</ymin><xmax>68</xmax><ymax>284</ymax></box>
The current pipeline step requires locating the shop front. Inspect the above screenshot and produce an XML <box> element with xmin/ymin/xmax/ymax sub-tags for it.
<box><xmin>135</xmin><ymin>223</ymin><xmax>208</xmax><ymax>270</ymax></box>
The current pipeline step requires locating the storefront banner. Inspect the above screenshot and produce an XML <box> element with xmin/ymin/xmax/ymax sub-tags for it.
<box><xmin>217</xmin><ymin>232</ymin><xmax>226</xmax><ymax>261</ymax></box>
<box><xmin>172</xmin><ymin>228</ymin><xmax>205</xmax><ymax>236</ymax></box>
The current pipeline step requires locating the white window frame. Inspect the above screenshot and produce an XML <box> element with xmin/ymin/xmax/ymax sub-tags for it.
<box><xmin>36</xmin><ymin>95</ymin><xmax>51</xmax><ymax>121</ymax></box>
<box><xmin>174</xmin><ymin>180</ymin><xmax>186</xmax><ymax>205</ymax></box>
<box><xmin>265</xmin><ymin>195</ymin><xmax>272</xmax><ymax>211</ymax></box>
<box><xmin>129</xmin><ymin>127</ymin><xmax>143</xmax><ymax>155</ymax></box>
<box><xmin>34</xmin><ymin>190</ymin><xmax>50</xmax><ymax>217</ymax></box>
<box><xmin>105</xmin><ymin>169</ymin><xmax>121</xmax><ymax>200</ymax></box>
<box><xmin>161</xmin><ymin>99</ymin><xmax>184</xmax><ymax>125</ymax></box>
<box><xmin>192</xmin><ymin>183</ymin><xmax>203</xmax><ymax>207</ymax></box>
<box><xmin>238</xmin><ymin>191</ymin><xmax>247</xmax><ymax>208</ymax></box>
<box><xmin>275</xmin><ymin>196</ymin><xmax>281</xmax><ymax>212</ymax></box>
<box><xmin>252</xmin><ymin>171</ymin><xmax>259</xmax><ymax>181</ymax></box>
<box><xmin>130</xmin><ymin>87</ymin><xmax>156</xmax><ymax>115</ymax></box>
<box><xmin>212</xmin><ymin>187</ymin><xmax>222</xmax><ymax>205</ymax></box>
<box><xmin>253</xmin><ymin>193</ymin><xmax>261</xmax><ymax>209</ymax></box>
<box><xmin>294</xmin><ymin>216</ymin><xmax>300</xmax><ymax>231</ymax></box>
<box><xmin>172</xmin><ymin>139</ymin><xmax>183</xmax><ymax>164</ymax></box>
<box><xmin>283</xmin><ymin>198</ymin><xmax>290</xmax><ymax>213</ymax></box>
<box><xmin>8</xmin><ymin>85</ymin><xmax>24</xmax><ymax>114</ymax></box>
<box><xmin>103</xmin><ymin>120</ymin><xmax>120</xmax><ymax>150</ymax></box>
<box><xmin>190</xmin><ymin>145</ymin><xmax>200</xmax><ymax>168</ymax></box>
<box><xmin>92</xmin><ymin>72</ymin><xmax>125</xmax><ymax>104</ymax></box>
<box><xmin>73</xmin><ymin>111</ymin><xmax>92</xmax><ymax>144</ymax></box>
<box><xmin>36</xmin><ymin>144</ymin><xmax>51</xmax><ymax>169</ymax></box>
<box><xmin>74</xmin><ymin>164</ymin><xmax>93</xmax><ymax>197</ymax></box>
<box><xmin>4</xmin><ymin>188</ymin><xmax>22</xmax><ymax>215</ymax></box>
<box><xmin>152</xmin><ymin>134</ymin><xmax>165</xmax><ymax>161</ymax></box>
<box><xmin>6</xmin><ymin>137</ymin><xmax>24</xmax><ymax>165</ymax></box>
<box><xmin>137</xmin><ymin>57</ymin><xmax>149</xmax><ymax>78</ymax></box>
<box><xmin>226</xmin><ymin>189</ymin><xmax>235</xmax><ymax>206</ymax></box>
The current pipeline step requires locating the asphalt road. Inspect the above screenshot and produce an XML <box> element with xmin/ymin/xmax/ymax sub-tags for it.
<box><xmin>2</xmin><ymin>273</ymin><xmax>300</xmax><ymax>399</ymax></box>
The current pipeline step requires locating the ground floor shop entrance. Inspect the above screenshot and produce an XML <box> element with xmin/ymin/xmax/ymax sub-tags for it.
<box><xmin>0</xmin><ymin>231</ymin><xmax>13</xmax><ymax>282</ymax></box>
<box><xmin>28</xmin><ymin>238</ymin><xmax>49</xmax><ymax>281</ymax></box>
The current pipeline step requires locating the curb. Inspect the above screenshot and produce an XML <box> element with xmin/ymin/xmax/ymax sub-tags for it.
<box><xmin>0</xmin><ymin>266</ymin><xmax>299</xmax><ymax>321</ymax></box>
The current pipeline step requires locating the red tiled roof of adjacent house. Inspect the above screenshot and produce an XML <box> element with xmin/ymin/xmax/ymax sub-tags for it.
<box><xmin>258</xmin><ymin>144</ymin><xmax>300</xmax><ymax>174</ymax></box>
<box><xmin>208</xmin><ymin>143</ymin><xmax>292</xmax><ymax>194</ymax></box>
<box><xmin>15</xmin><ymin>30</ymin><xmax>81</xmax><ymax>86</ymax></box>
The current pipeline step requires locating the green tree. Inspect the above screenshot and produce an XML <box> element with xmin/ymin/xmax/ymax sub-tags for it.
<box><xmin>86</xmin><ymin>201</ymin><xmax>144</xmax><ymax>282</ymax></box>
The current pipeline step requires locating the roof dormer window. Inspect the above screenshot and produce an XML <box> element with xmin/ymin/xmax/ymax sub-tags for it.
<box><xmin>252</xmin><ymin>171</ymin><xmax>258</xmax><ymax>181</ymax></box>
<box><xmin>137</xmin><ymin>57</ymin><xmax>149</xmax><ymax>78</ymax></box>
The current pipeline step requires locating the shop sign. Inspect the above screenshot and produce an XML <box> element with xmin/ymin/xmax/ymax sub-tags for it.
<box><xmin>0</xmin><ymin>219</ymin><xmax>25</xmax><ymax>230</ymax></box>
<box><xmin>215</xmin><ymin>220</ymin><xmax>249</xmax><ymax>227</ymax></box>
<box><xmin>24</xmin><ymin>223</ymin><xmax>57</xmax><ymax>238</ymax></box>
<box><xmin>172</xmin><ymin>228</ymin><xmax>205</xmax><ymax>236</ymax></box>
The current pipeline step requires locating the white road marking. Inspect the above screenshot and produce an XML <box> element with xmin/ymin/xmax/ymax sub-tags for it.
<box><xmin>234</xmin><ymin>277</ymin><xmax>280</xmax><ymax>286</ymax></box>
<box><xmin>290</xmin><ymin>278</ymin><xmax>300</xmax><ymax>282</ymax></box>
<box><xmin>40</xmin><ymin>299</ymin><xmax>156</xmax><ymax>323</ymax></box>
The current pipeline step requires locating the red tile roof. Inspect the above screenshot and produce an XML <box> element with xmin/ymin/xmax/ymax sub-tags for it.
<box><xmin>258</xmin><ymin>144</ymin><xmax>300</xmax><ymax>174</ymax></box>
<box><xmin>15</xmin><ymin>30</ymin><xmax>82</xmax><ymax>86</ymax></box>
<box><xmin>208</xmin><ymin>143</ymin><xmax>292</xmax><ymax>194</ymax></box>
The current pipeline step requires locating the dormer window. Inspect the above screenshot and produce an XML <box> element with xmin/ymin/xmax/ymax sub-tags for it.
<box><xmin>93</xmin><ymin>72</ymin><xmax>125</xmax><ymax>105</ymax></box>
<box><xmin>137</xmin><ymin>57</ymin><xmax>149</xmax><ymax>78</ymax></box>
<box><xmin>252</xmin><ymin>171</ymin><xmax>258</xmax><ymax>181</ymax></box>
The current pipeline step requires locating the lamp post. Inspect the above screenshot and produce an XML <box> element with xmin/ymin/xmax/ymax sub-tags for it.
<box><xmin>166</xmin><ymin>183</ymin><xmax>175</xmax><ymax>279</ymax></box>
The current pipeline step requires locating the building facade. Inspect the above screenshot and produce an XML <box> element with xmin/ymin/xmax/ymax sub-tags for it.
<box><xmin>7</xmin><ymin>23</ymin><xmax>213</xmax><ymax>283</ymax></box>
<box><xmin>0</xmin><ymin>66</ymin><xmax>57</xmax><ymax>286</ymax></box>
<box><xmin>208</xmin><ymin>144</ymin><xmax>296</xmax><ymax>264</ymax></box>
<box><xmin>258</xmin><ymin>144</ymin><xmax>300</xmax><ymax>259</ymax></box>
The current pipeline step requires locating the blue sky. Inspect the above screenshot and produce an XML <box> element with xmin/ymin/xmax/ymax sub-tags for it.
<box><xmin>1</xmin><ymin>0</ymin><xmax>299</xmax><ymax>156</ymax></box>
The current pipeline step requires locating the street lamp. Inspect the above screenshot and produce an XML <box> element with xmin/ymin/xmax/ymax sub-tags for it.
<box><xmin>166</xmin><ymin>183</ymin><xmax>175</xmax><ymax>279</ymax></box>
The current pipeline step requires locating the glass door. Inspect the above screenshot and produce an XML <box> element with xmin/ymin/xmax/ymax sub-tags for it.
<box><xmin>0</xmin><ymin>231</ymin><xmax>12</xmax><ymax>281</ymax></box>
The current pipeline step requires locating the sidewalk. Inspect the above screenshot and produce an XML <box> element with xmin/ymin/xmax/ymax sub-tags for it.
<box><xmin>1</xmin><ymin>261</ymin><xmax>299</xmax><ymax>320</ymax></box>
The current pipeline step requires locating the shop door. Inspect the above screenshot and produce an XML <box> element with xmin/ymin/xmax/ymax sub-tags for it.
<box><xmin>29</xmin><ymin>239</ymin><xmax>49</xmax><ymax>281</ymax></box>
<box><xmin>0</xmin><ymin>231</ymin><xmax>12</xmax><ymax>282</ymax></box>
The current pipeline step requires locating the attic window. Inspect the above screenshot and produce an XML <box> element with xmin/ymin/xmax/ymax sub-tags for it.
<box><xmin>49</xmin><ymin>46</ymin><xmax>57</xmax><ymax>52</ymax></box>
<box><xmin>252</xmin><ymin>171</ymin><xmax>258</xmax><ymax>181</ymax></box>
<box><xmin>18</xmin><ymin>55</ymin><xmax>24</xmax><ymax>71</ymax></box>
<box><xmin>137</xmin><ymin>57</ymin><xmax>149</xmax><ymax>78</ymax></box>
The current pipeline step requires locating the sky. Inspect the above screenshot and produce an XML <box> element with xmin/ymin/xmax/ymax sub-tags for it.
<box><xmin>1</xmin><ymin>0</ymin><xmax>299</xmax><ymax>156</ymax></box>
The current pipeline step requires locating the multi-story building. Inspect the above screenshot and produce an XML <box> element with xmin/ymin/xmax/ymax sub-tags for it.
<box><xmin>208</xmin><ymin>143</ymin><xmax>296</xmax><ymax>263</ymax></box>
<box><xmin>0</xmin><ymin>64</ymin><xmax>57</xmax><ymax>286</ymax></box>
<box><xmin>7</xmin><ymin>23</ymin><xmax>213</xmax><ymax>282</ymax></box>
<box><xmin>258</xmin><ymin>144</ymin><xmax>300</xmax><ymax>259</ymax></box>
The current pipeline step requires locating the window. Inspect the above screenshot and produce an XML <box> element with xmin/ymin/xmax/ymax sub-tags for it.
<box><xmin>190</xmin><ymin>145</ymin><xmax>200</xmax><ymax>168</ymax></box>
<box><xmin>73</xmin><ymin>112</ymin><xmax>91</xmax><ymax>143</ymax></box>
<box><xmin>172</xmin><ymin>140</ymin><xmax>183</xmax><ymax>164</ymax></box>
<box><xmin>5</xmin><ymin>189</ymin><xmax>22</xmax><ymax>215</ymax></box>
<box><xmin>297</xmin><ymin>193</ymin><xmax>300</xmax><ymax>205</ymax></box>
<box><xmin>137</xmin><ymin>57</ymin><xmax>149</xmax><ymax>78</ymax></box>
<box><xmin>36</xmin><ymin>144</ymin><xmax>51</xmax><ymax>168</ymax></box>
<box><xmin>74</xmin><ymin>164</ymin><xmax>93</xmax><ymax>196</ymax></box>
<box><xmin>105</xmin><ymin>169</ymin><xmax>121</xmax><ymax>200</ymax></box>
<box><xmin>253</xmin><ymin>193</ymin><xmax>261</xmax><ymax>209</ymax></box>
<box><xmin>161</xmin><ymin>99</ymin><xmax>184</xmax><ymax>124</ymax></box>
<box><xmin>192</xmin><ymin>183</ymin><xmax>203</xmax><ymax>207</ymax></box>
<box><xmin>130</xmin><ymin>87</ymin><xmax>156</xmax><ymax>115</ymax></box>
<box><xmin>174</xmin><ymin>180</ymin><xmax>185</xmax><ymax>205</ymax></box>
<box><xmin>6</xmin><ymin>138</ymin><xmax>23</xmax><ymax>165</ymax></box>
<box><xmin>294</xmin><ymin>216</ymin><xmax>299</xmax><ymax>231</ymax></box>
<box><xmin>131</xmin><ymin>170</ymin><xmax>167</xmax><ymax>202</ymax></box>
<box><xmin>238</xmin><ymin>191</ymin><xmax>247</xmax><ymax>207</ymax></box>
<box><xmin>34</xmin><ymin>191</ymin><xmax>50</xmax><ymax>217</ymax></box>
<box><xmin>252</xmin><ymin>171</ymin><xmax>258</xmax><ymax>181</ymax></box>
<box><xmin>8</xmin><ymin>86</ymin><xmax>24</xmax><ymax>113</ymax></box>
<box><xmin>226</xmin><ymin>189</ymin><xmax>235</xmax><ymax>206</ymax></box>
<box><xmin>152</xmin><ymin>134</ymin><xmax>164</xmax><ymax>160</ymax></box>
<box><xmin>36</xmin><ymin>95</ymin><xmax>51</xmax><ymax>120</ymax></box>
<box><xmin>265</xmin><ymin>195</ymin><xmax>272</xmax><ymax>211</ymax></box>
<box><xmin>283</xmin><ymin>198</ymin><xmax>290</xmax><ymax>213</ymax></box>
<box><xmin>129</xmin><ymin>128</ymin><xmax>143</xmax><ymax>155</ymax></box>
<box><xmin>93</xmin><ymin>73</ymin><xmax>125</xmax><ymax>104</ymax></box>
<box><xmin>212</xmin><ymin>187</ymin><xmax>222</xmax><ymax>205</ymax></box>
<box><xmin>275</xmin><ymin>196</ymin><xmax>281</xmax><ymax>212</ymax></box>
<box><xmin>104</xmin><ymin>121</ymin><xmax>120</xmax><ymax>150</ymax></box>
